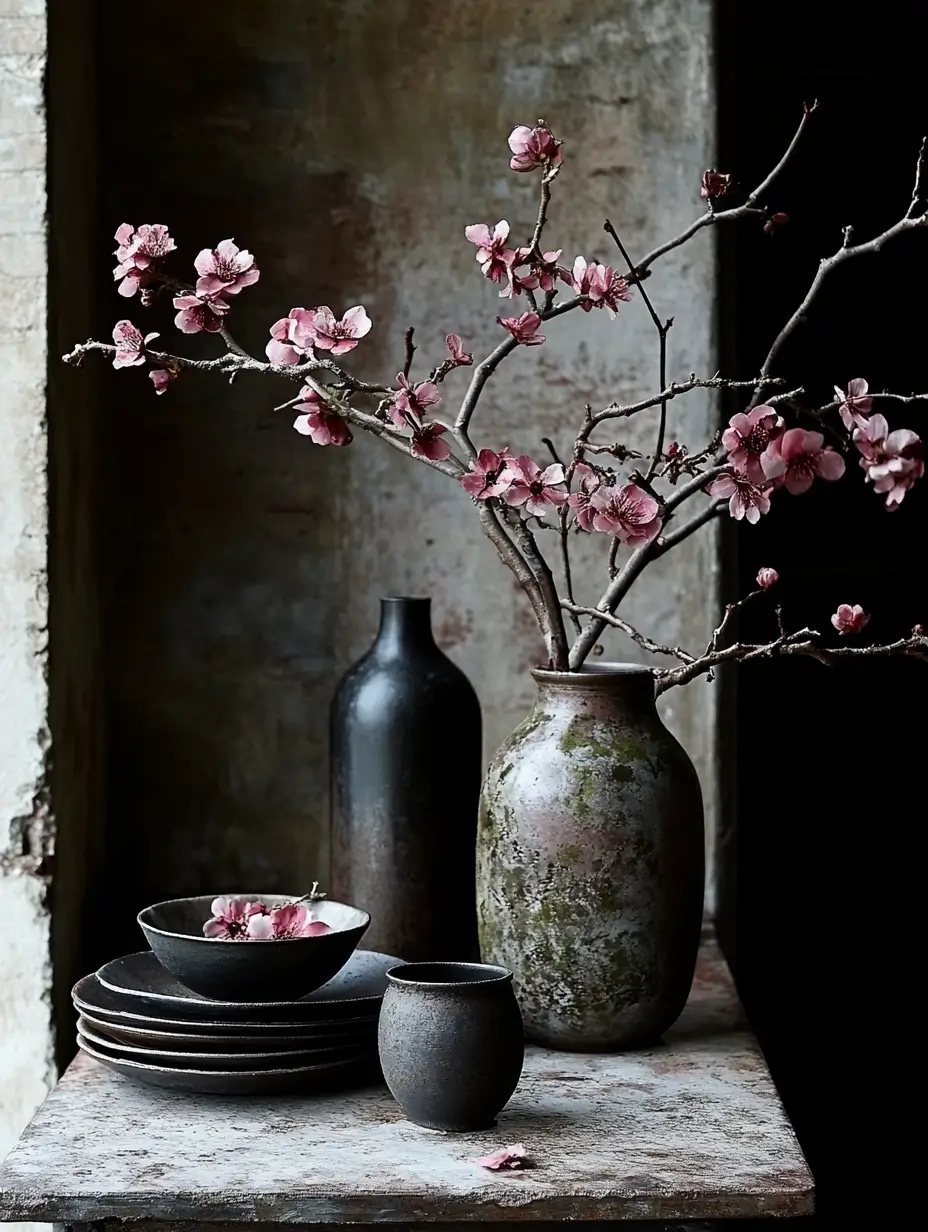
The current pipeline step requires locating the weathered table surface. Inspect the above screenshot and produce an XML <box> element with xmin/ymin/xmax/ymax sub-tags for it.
<box><xmin>0</xmin><ymin>928</ymin><xmax>812</xmax><ymax>1226</ymax></box>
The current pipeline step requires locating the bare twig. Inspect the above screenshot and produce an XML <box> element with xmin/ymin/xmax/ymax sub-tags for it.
<box><xmin>588</xmin><ymin>374</ymin><xmax>782</xmax><ymax>429</ymax></box>
<box><xmin>603</xmin><ymin>220</ymin><xmax>672</xmax><ymax>481</ymax></box>
<box><xmin>402</xmin><ymin>327</ymin><xmax>417</xmax><ymax>379</ymax></box>
<box><xmin>751</xmin><ymin>138</ymin><xmax>928</xmax><ymax>406</ymax></box>
<box><xmin>631</xmin><ymin>102</ymin><xmax>819</xmax><ymax>276</ymax></box>
<box><xmin>654</xmin><ymin>498</ymin><xmax>727</xmax><ymax>556</ymax></box>
<box><xmin>560</xmin><ymin>601</ymin><xmax>696</xmax><ymax>663</ymax></box>
<box><xmin>655</xmin><ymin>627</ymin><xmax>928</xmax><ymax>693</ymax></box>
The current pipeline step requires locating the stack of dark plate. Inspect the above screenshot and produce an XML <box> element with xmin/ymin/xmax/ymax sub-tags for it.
<box><xmin>73</xmin><ymin>949</ymin><xmax>400</xmax><ymax>1095</ymax></box>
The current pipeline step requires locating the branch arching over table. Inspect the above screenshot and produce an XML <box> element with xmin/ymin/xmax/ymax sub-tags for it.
<box><xmin>64</xmin><ymin>109</ymin><xmax>928</xmax><ymax>682</ymax></box>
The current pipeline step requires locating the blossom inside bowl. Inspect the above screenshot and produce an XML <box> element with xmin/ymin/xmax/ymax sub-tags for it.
<box><xmin>138</xmin><ymin>894</ymin><xmax>370</xmax><ymax>1002</ymax></box>
<box><xmin>204</xmin><ymin>897</ymin><xmax>333</xmax><ymax>941</ymax></box>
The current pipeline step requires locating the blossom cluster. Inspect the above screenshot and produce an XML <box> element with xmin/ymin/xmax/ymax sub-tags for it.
<box><xmin>706</xmin><ymin>381</ymin><xmax>923</xmax><ymax>524</ymax></box>
<box><xmin>203</xmin><ymin>896</ymin><xmax>332</xmax><ymax>941</ymax></box>
<box><xmin>460</xmin><ymin>450</ymin><xmax>662</xmax><ymax>545</ymax></box>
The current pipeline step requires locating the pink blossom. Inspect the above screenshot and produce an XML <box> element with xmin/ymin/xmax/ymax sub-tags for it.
<box><xmin>294</xmin><ymin>394</ymin><xmax>353</xmax><ymax>447</ymax></box>
<box><xmin>508</xmin><ymin>122</ymin><xmax>563</xmax><ymax>173</ymax></box>
<box><xmin>707</xmin><ymin>471</ymin><xmax>773</xmax><ymax>523</ymax></box>
<box><xmin>112</xmin><ymin>320</ymin><xmax>158</xmax><ymax>369</ymax></box>
<box><xmin>835</xmin><ymin>378</ymin><xmax>873</xmax><ymax>432</ymax></box>
<box><xmin>700</xmin><ymin>169</ymin><xmax>731</xmax><ymax>199</ymax></box>
<box><xmin>194</xmin><ymin>238</ymin><xmax>260</xmax><ymax>297</ymax></box>
<box><xmin>149</xmin><ymin>368</ymin><xmax>177</xmax><ymax>395</ymax></box>
<box><xmin>410</xmin><ymin>423</ymin><xmax>452</xmax><ymax>462</ymax></box>
<box><xmin>854</xmin><ymin>413</ymin><xmax>924</xmax><ymax>510</ymax></box>
<box><xmin>666</xmin><ymin>441</ymin><xmax>682</xmax><ymax>459</ymax></box>
<box><xmin>497</xmin><ymin>312</ymin><xmax>545</xmax><ymax>346</ymax></box>
<box><xmin>499</xmin><ymin>264</ymin><xmax>539</xmax><ymax>299</ymax></box>
<box><xmin>831</xmin><ymin>603</ymin><xmax>870</xmax><ymax>636</ymax></box>
<box><xmin>266</xmin><ymin>309</ymin><xmax>309</xmax><ymax>364</ymax></box>
<box><xmin>446</xmin><ymin>334</ymin><xmax>473</xmax><ymax>366</ymax></box>
<box><xmin>390</xmin><ymin>373</ymin><xmax>442</xmax><ymax>427</ymax></box>
<box><xmin>203</xmin><ymin>896</ymin><xmax>266</xmax><ymax>940</ymax></box>
<box><xmin>761</xmin><ymin>428</ymin><xmax>846</xmax><ymax>495</ymax></box>
<box><xmin>113</xmin><ymin>223</ymin><xmax>176</xmax><ymax>297</ymax></box>
<box><xmin>507</xmin><ymin>248</ymin><xmax>567</xmax><ymax>296</ymax></box>
<box><xmin>504</xmin><ymin>455</ymin><xmax>568</xmax><ymax>517</ymax></box>
<box><xmin>269</xmin><ymin>904</ymin><xmax>332</xmax><ymax>939</ymax></box>
<box><xmin>475</xmin><ymin>1144</ymin><xmax>529</xmax><ymax>1170</ymax></box>
<box><xmin>756</xmin><ymin>567</ymin><xmax>779</xmax><ymax>590</ymax></box>
<box><xmin>461</xmin><ymin>448</ymin><xmax>514</xmax><ymax>499</ymax></box>
<box><xmin>571</xmin><ymin>257</ymin><xmax>632</xmax><ymax>317</ymax></box>
<box><xmin>763</xmin><ymin>211</ymin><xmax>790</xmax><ymax>236</ymax></box>
<box><xmin>173</xmin><ymin>291</ymin><xmax>230</xmax><ymax>334</ymax></box>
<box><xmin>464</xmin><ymin>221</ymin><xmax>517</xmax><ymax>284</ymax></box>
<box><xmin>589</xmin><ymin>482</ymin><xmax>662</xmax><ymax>546</ymax></box>
<box><xmin>310</xmin><ymin>305</ymin><xmax>372</xmax><ymax>356</ymax></box>
<box><xmin>722</xmin><ymin>405</ymin><xmax>784</xmax><ymax>483</ymax></box>
<box><xmin>567</xmin><ymin>462</ymin><xmax>603</xmax><ymax>531</ymax></box>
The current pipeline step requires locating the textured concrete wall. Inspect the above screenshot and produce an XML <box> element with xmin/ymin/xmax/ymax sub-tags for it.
<box><xmin>1</xmin><ymin>2</ymin><xmax>101</xmax><ymax>1213</ymax></box>
<box><xmin>0</xmin><ymin>0</ymin><xmax>57</xmax><ymax>1200</ymax></box>
<box><xmin>100</xmin><ymin>0</ymin><xmax>718</xmax><ymax>919</ymax></box>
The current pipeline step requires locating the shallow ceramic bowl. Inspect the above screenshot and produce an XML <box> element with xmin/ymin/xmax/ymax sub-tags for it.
<box><xmin>138</xmin><ymin>894</ymin><xmax>370</xmax><ymax>1002</ymax></box>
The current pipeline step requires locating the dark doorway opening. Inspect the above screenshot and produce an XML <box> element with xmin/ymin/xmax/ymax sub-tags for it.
<box><xmin>720</xmin><ymin>1</ymin><xmax>927</xmax><ymax>1219</ymax></box>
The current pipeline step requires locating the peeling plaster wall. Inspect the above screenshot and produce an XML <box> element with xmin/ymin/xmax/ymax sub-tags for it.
<box><xmin>101</xmin><ymin>0</ymin><xmax>718</xmax><ymax>922</ymax></box>
<box><xmin>0</xmin><ymin>0</ymin><xmax>57</xmax><ymax>1196</ymax></box>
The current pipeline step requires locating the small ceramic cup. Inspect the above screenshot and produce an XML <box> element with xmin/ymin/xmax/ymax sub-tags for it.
<box><xmin>378</xmin><ymin>961</ymin><xmax>524</xmax><ymax>1131</ymax></box>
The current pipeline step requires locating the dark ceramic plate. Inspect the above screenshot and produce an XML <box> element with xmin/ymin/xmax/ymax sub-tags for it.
<box><xmin>73</xmin><ymin>975</ymin><xmax>381</xmax><ymax>1034</ymax></box>
<box><xmin>77</xmin><ymin>1035</ymin><xmax>380</xmax><ymax>1096</ymax></box>
<box><xmin>77</xmin><ymin>1019</ymin><xmax>370</xmax><ymax>1071</ymax></box>
<box><xmin>91</xmin><ymin>948</ymin><xmax>401</xmax><ymax>1023</ymax></box>
<box><xmin>77</xmin><ymin>1008</ymin><xmax>376</xmax><ymax>1052</ymax></box>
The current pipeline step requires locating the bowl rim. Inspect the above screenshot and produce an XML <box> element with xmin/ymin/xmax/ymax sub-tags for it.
<box><xmin>385</xmin><ymin>961</ymin><xmax>513</xmax><ymax>988</ymax></box>
<box><xmin>138</xmin><ymin>893</ymin><xmax>370</xmax><ymax>945</ymax></box>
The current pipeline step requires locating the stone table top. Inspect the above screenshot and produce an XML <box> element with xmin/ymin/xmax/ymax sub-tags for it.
<box><xmin>0</xmin><ymin>928</ymin><xmax>812</xmax><ymax>1225</ymax></box>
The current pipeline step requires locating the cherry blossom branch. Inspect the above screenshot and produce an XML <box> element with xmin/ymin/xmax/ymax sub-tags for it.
<box><xmin>478</xmin><ymin>503</ymin><xmax>548</xmax><ymax>631</ymax></box>
<box><xmin>567</xmin><ymin>489</ymin><xmax>727</xmax><ymax>668</ymax></box>
<box><xmin>631</xmin><ymin>102</ymin><xmax>819</xmax><ymax>277</ymax></box>
<box><xmin>543</xmin><ymin>437</ymin><xmax>581</xmax><ymax>635</ymax></box>
<box><xmin>503</xmin><ymin>508</ymin><xmax>570</xmax><ymax>668</ymax></box>
<box><xmin>750</xmin><ymin>136</ymin><xmax>928</xmax><ymax>406</ymax></box>
<box><xmin>63</xmin><ymin>338</ymin><xmax>304</xmax><ymax>382</ymax></box>
<box><xmin>655</xmin><ymin>627</ymin><xmax>928</xmax><ymax>693</ymax></box>
<box><xmin>62</xmin><ymin>338</ymin><xmax>393</xmax><ymax>398</ymax></box>
<box><xmin>453</xmin><ymin>296</ymin><xmax>581</xmax><ymax>444</ymax></box>
<box><xmin>603</xmin><ymin>220</ymin><xmax>672</xmax><ymax>481</ymax></box>
<box><xmin>560</xmin><ymin>601</ymin><xmax>696</xmax><ymax>663</ymax></box>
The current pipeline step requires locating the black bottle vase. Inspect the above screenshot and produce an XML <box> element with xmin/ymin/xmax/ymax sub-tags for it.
<box><xmin>330</xmin><ymin>597</ymin><xmax>482</xmax><ymax>962</ymax></box>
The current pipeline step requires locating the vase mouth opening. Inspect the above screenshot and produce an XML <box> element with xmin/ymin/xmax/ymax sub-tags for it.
<box><xmin>381</xmin><ymin>595</ymin><xmax>431</xmax><ymax>605</ymax></box>
<box><xmin>532</xmin><ymin>662</ymin><xmax>656</xmax><ymax>684</ymax></box>
<box><xmin>386</xmin><ymin>961</ymin><xmax>513</xmax><ymax>988</ymax></box>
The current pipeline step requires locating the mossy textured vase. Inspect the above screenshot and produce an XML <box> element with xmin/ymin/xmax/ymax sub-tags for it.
<box><xmin>477</xmin><ymin>664</ymin><xmax>704</xmax><ymax>1051</ymax></box>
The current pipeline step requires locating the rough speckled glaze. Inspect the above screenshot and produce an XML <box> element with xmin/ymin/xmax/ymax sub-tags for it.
<box><xmin>378</xmin><ymin>962</ymin><xmax>523</xmax><ymax>1132</ymax></box>
<box><xmin>477</xmin><ymin>664</ymin><xmax>704</xmax><ymax>1051</ymax></box>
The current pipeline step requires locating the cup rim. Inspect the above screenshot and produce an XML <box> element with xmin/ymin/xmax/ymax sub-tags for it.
<box><xmin>385</xmin><ymin>961</ymin><xmax>513</xmax><ymax>988</ymax></box>
<box><xmin>138</xmin><ymin>894</ymin><xmax>370</xmax><ymax>946</ymax></box>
